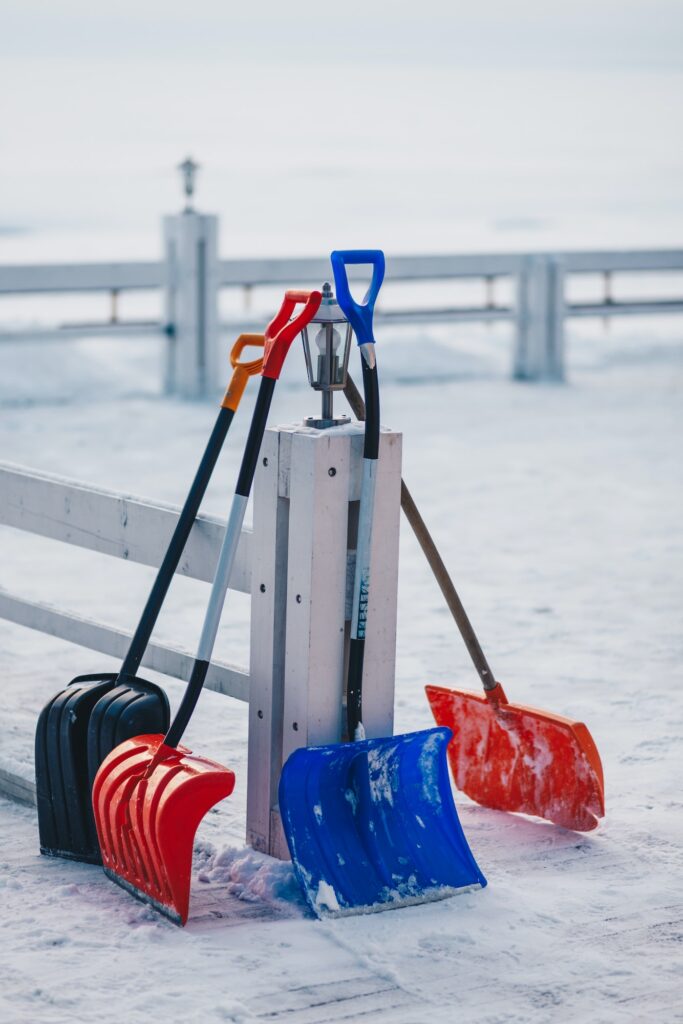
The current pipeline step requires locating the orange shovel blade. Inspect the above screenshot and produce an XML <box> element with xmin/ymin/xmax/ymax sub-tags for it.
<box><xmin>92</xmin><ymin>735</ymin><xmax>235</xmax><ymax>924</ymax></box>
<box><xmin>425</xmin><ymin>684</ymin><xmax>604</xmax><ymax>832</ymax></box>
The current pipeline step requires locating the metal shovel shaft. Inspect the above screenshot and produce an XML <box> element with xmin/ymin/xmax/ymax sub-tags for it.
<box><xmin>162</xmin><ymin>375</ymin><xmax>276</xmax><ymax>751</ymax></box>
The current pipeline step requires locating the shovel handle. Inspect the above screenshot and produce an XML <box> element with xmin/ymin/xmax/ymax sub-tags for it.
<box><xmin>331</xmin><ymin>250</ymin><xmax>385</xmax><ymax>345</ymax></box>
<box><xmin>262</xmin><ymin>290</ymin><xmax>322</xmax><ymax>380</ymax></box>
<box><xmin>116</xmin><ymin>335</ymin><xmax>262</xmax><ymax>685</ymax></box>
<box><xmin>343</xmin><ymin>374</ymin><xmax>501</xmax><ymax>697</ymax></box>
<box><xmin>165</xmin><ymin>292</ymin><xmax>320</xmax><ymax>750</ymax></box>
<box><xmin>221</xmin><ymin>334</ymin><xmax>265</xmax><ymax>411</ymax></box>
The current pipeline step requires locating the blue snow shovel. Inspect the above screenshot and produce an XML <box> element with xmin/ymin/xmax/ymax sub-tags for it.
<box><xmin>279</xmin><ymin>250</ymin><xmax>487</xmax><ymax>917</ymax></box>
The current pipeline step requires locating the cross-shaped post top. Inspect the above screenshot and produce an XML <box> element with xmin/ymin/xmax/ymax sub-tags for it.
<box><xmin>177</xmin><ymin>156</ymin><xmax>199</xmax><ymax>211</ymax></box>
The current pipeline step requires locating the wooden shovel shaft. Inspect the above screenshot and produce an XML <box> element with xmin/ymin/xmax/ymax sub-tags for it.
<box><xmin>343</xmin><ymin>375</ymin><xmax>497</xmax><ymax>693</ymax></box>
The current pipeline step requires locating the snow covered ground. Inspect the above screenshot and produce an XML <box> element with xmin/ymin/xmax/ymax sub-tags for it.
<box><xmin>0</xmin><ymin>325</ymin><xmax>682</xmax><ymax>1023</ymax></box>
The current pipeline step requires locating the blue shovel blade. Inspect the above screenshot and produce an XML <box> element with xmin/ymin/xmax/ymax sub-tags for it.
<box><xmin>278</xmin><ymin>726</ymin><xmax>486</xmax><ymax>918</ymax></box>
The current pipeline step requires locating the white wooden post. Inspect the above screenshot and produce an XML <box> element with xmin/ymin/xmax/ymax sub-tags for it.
<box><xmin>514</xmin><ymin>255</ymin><xmax>565</xmax><ymax>381</ymax></box>
<box><xmin>163</xmin><ymin>211</ymin><xmax>220</xmax><ymax>397</ymax></box>
<box><xmin>247</xmin><ymin>422</ymin><xmax>402</xmax><ymax>860</ymax></box>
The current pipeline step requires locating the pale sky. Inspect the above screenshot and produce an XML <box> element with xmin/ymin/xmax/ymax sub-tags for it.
<box><xmin>1</xmin><ymin>0</ymin><xmax>682</xmax><ymax>69</ymax></box>
<box><xmin>1</xmin><ymin>0</ymin><xmax>682</xmax><ymax>252</ymax></box>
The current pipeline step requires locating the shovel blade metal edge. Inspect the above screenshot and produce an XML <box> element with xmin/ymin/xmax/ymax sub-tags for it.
<box><xmin>35</xmin><ymin>674</ymin><xmax>169</xmax><ymax>864</ymax></box>
<box><xmin>425</xmin><ymin>685</ymin><xmax>605</xmax><ymax>832</ymax></box>
<box><xmin>92</xmin><ymin>734</ymin><xmax>235</xmax><ymax>926</ymax></box>
<box><xmin>279</xmin><ymin>727</ymin><xmax>486</xmax><ymax>918</ymax></box>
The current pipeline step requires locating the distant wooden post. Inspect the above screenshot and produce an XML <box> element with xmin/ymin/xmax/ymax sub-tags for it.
<box><xmin>514</xmin><ymin>255</ymin><xmax>565</xmax><ymax>381</ymax></box>
<box><xmin>247</xmin><ymin>422</ymin><xmax>402</xmax><ymax>860</ymax></box>
<box><xmin>163</xmin><ymin>207</ymin><xmax>220</xmax><ymax>398</ymax></box>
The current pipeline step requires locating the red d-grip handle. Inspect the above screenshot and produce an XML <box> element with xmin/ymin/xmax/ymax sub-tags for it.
<box><xmin>262</xmin><ymin>289</ymin><xmax>322</xmax><ymax>380</ymax></box>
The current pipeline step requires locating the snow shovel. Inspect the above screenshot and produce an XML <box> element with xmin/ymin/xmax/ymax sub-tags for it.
<box><xmin>279</xmin><ymin>251</ymin><xmax>486</xmax><ymax>918</ymax></box>
<box><xmin>35</xmin><ymin>334</ymin><xmax>265</xmax><ymax>864</ymax></box>
<box><xmin>342</xmin><ymin>376</ymin><xmax>604</xmax><ymax>832</ymax></box>
<box><xmin>92</xmin><ymin>289</ymin><xmax>322</xmax><ymax>925</ymax></box>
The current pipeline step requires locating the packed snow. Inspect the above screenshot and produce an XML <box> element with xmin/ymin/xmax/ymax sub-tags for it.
<box><xmin>0</xmin><ymin>321</ymin><xmax>681</xmax><ymax>1022</ymax></box>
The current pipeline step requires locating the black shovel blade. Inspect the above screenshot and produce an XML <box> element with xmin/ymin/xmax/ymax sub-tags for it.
<box><xmin>36</xmin><ymin>673</ymin><xmax>117</xmax><ymax>863</ymax></box>
<box><xmin>35</xmin><ymin>673</ymin><xmax>169</xmax><ymax>864</ymax></box>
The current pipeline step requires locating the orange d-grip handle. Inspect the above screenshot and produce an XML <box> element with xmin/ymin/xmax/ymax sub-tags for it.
<box><xmin>221</xmin><ymin>334</ymin><xmax>265</xmax><ymax>411</ymax></box>
<box><xmin>262</xmin><ymin>289</ymin><xmax>322</xmax><ymax>380</ymax></box>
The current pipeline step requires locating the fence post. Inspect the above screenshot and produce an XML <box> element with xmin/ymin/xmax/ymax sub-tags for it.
<box><xmin>162</xmin><ymin>211</ymin><xmax>220</xmax><ymax>397</ymax></box>
<box><xmin>246</xmin><ymin>422</ymin><xmax>402</xmax><ymax>860</ymax></box>
<box><xmin>514</xmin><ymin>254</ymin><xmax>565</xmax><ymax>381</ymax></box>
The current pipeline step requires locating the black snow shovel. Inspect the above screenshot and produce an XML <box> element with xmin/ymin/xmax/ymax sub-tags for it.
<box><xmin>35</xmin><ymin>335</ymin><xmax>265</xmax><ymax>864</ymax></box>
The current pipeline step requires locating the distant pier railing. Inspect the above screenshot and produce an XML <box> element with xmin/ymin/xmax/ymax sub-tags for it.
<box><xmin>1</xmin><ymin>214</ymin><xmax>682</xmax><ymax>391</ymax></box>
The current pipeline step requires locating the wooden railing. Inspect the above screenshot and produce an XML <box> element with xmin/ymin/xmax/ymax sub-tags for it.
<box><xmin>1</xmin><ymin>223</ymin><xmax>682</xmax><ymax>387</ymax></box>
<box><xmin>0</xmin><ymin>462</ymin><xmax>251</xmax><ymax>702</ymax></box>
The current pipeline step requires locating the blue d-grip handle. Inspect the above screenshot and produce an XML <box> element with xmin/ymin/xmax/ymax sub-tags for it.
<box><xmin>331</xmin><ymin>250</ymin><xmax>385</xmax><ymax>345</ymax></box>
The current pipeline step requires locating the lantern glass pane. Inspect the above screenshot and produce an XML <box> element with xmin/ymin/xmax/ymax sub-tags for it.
<box><xmin>299</xmin><ymin>307</ymin><xmax>353</xmax><ymax>392</ymax></box>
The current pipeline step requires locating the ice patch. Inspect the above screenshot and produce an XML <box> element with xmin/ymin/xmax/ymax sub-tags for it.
<box><xmin>313</xmin><ymin>803</ymin><xmax>323</xmax><ymax>825</ymax></box>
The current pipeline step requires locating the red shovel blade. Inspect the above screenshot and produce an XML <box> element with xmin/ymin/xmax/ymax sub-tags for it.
<box><xmin>425</xmin><ymin>684</ymin><xmax>604</xmax><ymax>832</ymax></box>
<box><xmin>92</xmin><ymin>735</ymin><xmax>235</xmax><ymax>924</ymax></box>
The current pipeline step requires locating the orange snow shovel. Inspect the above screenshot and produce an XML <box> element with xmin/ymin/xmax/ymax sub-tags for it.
<box><xmin>92</xmin><ymin>291</ymin><xmax>322</xmax><ymax>923</ymax></box>
<box><xmin>344</xmin><ymin>375</ymin><xmax>604</xmax><ymax>833</ymax></box>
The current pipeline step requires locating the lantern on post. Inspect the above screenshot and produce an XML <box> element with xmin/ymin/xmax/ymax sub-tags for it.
<box><xmin>300</xmin><ymin>282</ymin><xmax>353</xmax><ymax>428</ymax></box>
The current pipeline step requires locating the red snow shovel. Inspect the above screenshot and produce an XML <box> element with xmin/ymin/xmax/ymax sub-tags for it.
<box><xmin>343</xmin><ymin>375</ymin><xmax>605</xmax><ymax>833</ymax></box>
<box><xmin>92</xmin><ymin>290</ymin><xmax>322</xmax><ymax>924</ymax></box>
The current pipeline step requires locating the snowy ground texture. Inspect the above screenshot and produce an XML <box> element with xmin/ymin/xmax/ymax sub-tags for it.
<box><xmin>0</xmin><ymin>326</ymin><xmax>682</xmax><ymax>1023</ymax></box>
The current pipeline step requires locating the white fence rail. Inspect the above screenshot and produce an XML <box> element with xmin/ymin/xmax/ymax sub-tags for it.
<box><xmin>0</xmin><ymin>261</ymin><xmax>164</xmax><ymax>294</ymax></box>
<box><xmin>3</xmin><ymin>248</ymin><xmax>683</xmax><ymax>293</ymax></box>
<box><xmin>1</xmin><ymin>205</ymin><xmax>682</xmax><ymax>388</ymax></box>
<box><xmin>0</xmin><ymin>462</ymin><xmax>251</xmax><ymax>702</ymax></box>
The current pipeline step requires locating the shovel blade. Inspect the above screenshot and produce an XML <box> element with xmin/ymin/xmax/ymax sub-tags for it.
<box><xmin>426</xmin><ymin>685</ymin><xmax>605</xmax><ymax>832</ymax></box>
<box><xmin>92</xmin><ymin>735</ymin><xmax>235</xmax><ymax>925</ymax></box>
<box><xmin>279</xmin><ymin>727</ymin><xmax>486</xmax><ymax>918</ymax></box>
<box><xmin>35</xmin><ymin>674</ymin><xmax>169</xmax><ymax>863</ymax></box>
<box><xmin>86</xmin><ymin>680</ymin><xmax>171</xmax><ymax>791</ymax></box>
<box><xmin>36</xmin><ymin>675</ymin><xmax>117</xmax><ymax>863</ymax></box>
